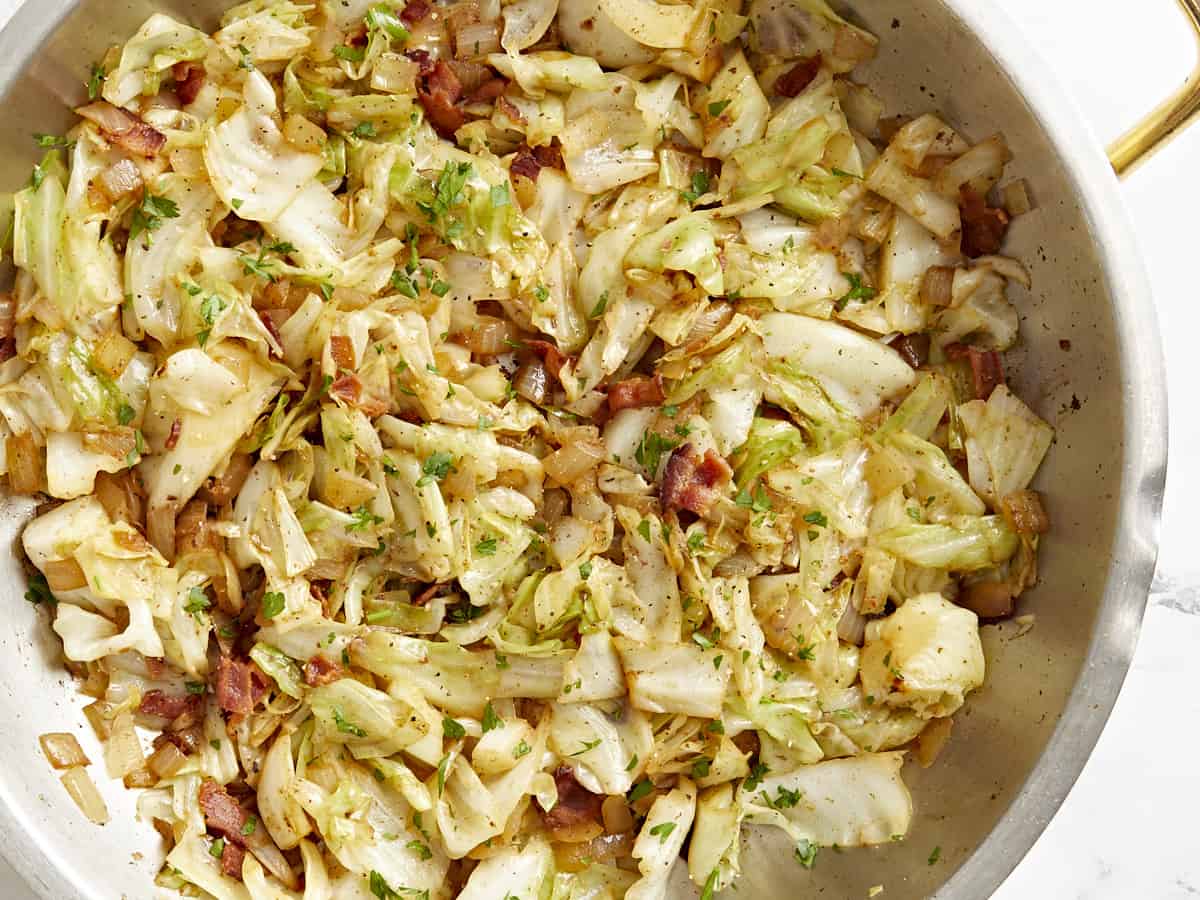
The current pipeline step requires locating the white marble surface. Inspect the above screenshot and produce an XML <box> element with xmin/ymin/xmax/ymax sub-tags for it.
<box><xmin>0</xmin><ymin>0</ymin><xmax>1197</xmax><ymax>897</ymax></box>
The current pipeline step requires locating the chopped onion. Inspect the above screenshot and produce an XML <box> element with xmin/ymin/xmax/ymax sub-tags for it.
<box><xmin>514</xmin><ymin>360</ymin><xmax>550</xmax><ymax>404</ymax></box>
<box><xmin>920</xmin><ymin>266</ymin><xmax>955</xmax><ymax>307</ymax></box>
<box><xmin>81</xmin><ymin>428</ymin><xmax>137</xmax><ymax>460</ymax></box>
<box><xmin>147</xmin><ymin>741</ymin><xmax>188</xmax><ymax>779</ymax></box>
<box><xmin>97</xmin><ymin>159</ymin><xmax>143</xmax><ymax>202</ymax></box>
<box><xmin>283</xmin><ymin>114</ymin><xmax>326</xmax><ymax>153</ymax></box>
<box><xmin>455</xmin><ymin>21</ymin><xmax>501</xmax><ymax>57</ymax></box>
<box><xmin>1002</xmin><ymin>179</ymin><xmax>1033</xmax><ymax>217</ymax></box>
<box><xmin>460</xmin><ymin>316</ymin><xmax>519</xmax><ymax>355</ymax></box>
<box><xmin>82</xmin><ymin>701</ymin><xmax>113</xmax><ymax>741</ymax></box>
<box><xmin>123</xmin><ymin>768</ymin><xmax>156</xmax><ymax>789</ymax></box>
<box><xmin>601</xmin><ymin>795</ymin><xmax>633</xmax><ymax>834</ymax></box>
<box><xmin>914</xmin><ymin>716</ymin><xmax>954</xmax><ymax>768</ymax></box>
<box><xmin>60</xmin><ymin>767</ymin><xmax>109</xmax><ymax>825</ymax></box>
<box><xmin>39</xmin><ymin>733</ymin><xmax>91</xmax><ymax>770</ymax></box>
<box><xmin>103</xmin><ymin>711</ymin><xmax>144</xmax><ymax>779</ymax></box>
<box><xmin>92</xmin><ymin>331</ymin><xmax>137</xmax><ymax>379</ymax></box>
<box><xmin>543</xmin><ymin>438</ymin><xmax>606</xmax><ymax>486</ymax></box>
<box><xmin>43</xmin><ymin>557</ymin><xmax>87</xmax><ymax>592</ymax></box>
<box><xmin>94</xmin><ymin>471</ymin><xmax>144</xmax><ymax>527</ymax></box>
<box><xmin>1000</xmin><ymin>489</ymin><xmax>1050</xmax><ymax>535</ymax></box>
<box><xmin>836</xmin><ymin>600</ymin><xmax>868</xmax><ymax>646</ymax></box>
<box><xmin>7</xmin><ymin>433</ymin><xmax>45</xmax><ymax>495</ymax></box>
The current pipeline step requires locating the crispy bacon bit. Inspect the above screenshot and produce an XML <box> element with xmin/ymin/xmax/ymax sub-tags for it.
<box><xmin>413</xmin><ymin>581</ymin><xmax>452</xmax><ymax>606</ymax></box>
<box><xmin>303</xmin><ymin>655</ymin><xmax>345</xmax><ymax>687</ymax></box>
<box><xmin>525</xmin><ymin>339</ymin><xmax>568</xmax><ymax>380</ymax></box>
<box><xmin>258</xmin><ymin>309</ymin><xmax>284</xmax><ymax>348</ymax></box>
<box><xmin>176</xmin><ymin>498</ymin><xmax>220</xmax><ymax>557</ymax></box>
<box><xmin>145</xmin><ymin>657</ymin><xmax>166</xmax><ymax>679</ymax></box>
<box><xmin>1000</xmin><ymin>489</ymin><xmax>1050</xmax><ymax>535</ymax></box>
<box><xmin>153</xmin><ymin>724</ymin><xmax>204</xmax><ymax>755</ymax></box>
<box><xmin>199</xmin><ymin>779</ymin><xmax>250</xmax><ymax>846</ymax></box>
<box><xmin>532</xmin><ymin>142</ymin><xmax>564</xmax><ymax>170</ymax></box>
<box><xmin>660</xmin><ymin>443</ymin><xmax>734</xmax><ymax>517</ymax></box>
<box><xmin>329</xmin><ymin>334</ymin><xmax>356</xmax><ymax>371</ymax></box>
<box><xmin>607</xmin><ymin>374</ymin><xmax>666</xmax><ymax>414</ymax></box>
<box><xmin>405</xmin><ymin>48</ymin><xmax>435</xmax><ymax>76</ymax></box>
<box><xmin>775</xmin><ymin>54</ymin><xmax>822</xmax><ymax>97</ymax></box>
<box><xmin>541</xmin><ymin>766</ymin><xmax>604</xmax><ymax>842</ymax></box>
<box><xmin>214</xmin><ymin>656</ymin><xmax>268</xmax><ymax>717</ymax></box>
<box><xmin>139</xmin><ymin>690</ymin><xmax>199</xmax><ymax>721</ymax></box>
<box><xmin>164</xmin><ymin>418</ymin><xmax>182</xmax><ymax>450</ymax></box>
<box><xmin>172</xmin><ymin>62</ymin><xmax>206</xmax><ymax>106</ymax></box>
<box><xmin>888</xmin><ymin>333</ymin><xmax>930</xmax><ymax>370</ymax></box>
<box><xmin>330</xmin><ymin>373</ymin><xmax>363</xmax><ymax>405</ymax></box>
<box><xmin>945</xmin><ymin>343</ymin><xmax>1005</xmax><ymax>399</ymax></box>
<box><xmin>469</xmin><ymin>77</ymin><xmax>507</xmax><ymax>103</ymax></box>
<box><xmin>959</xmin><ymin>186</ymin><xmax>1010</xmax><ymax>258</ymax></box>
<box><xmin>200</xmin><ymin>452</ymin><xmax>253</xmax><ymax>507</ymax></box>
<box><xmin>418</xmin><ymin>60</ymin><xmax>466</xmax><ymax>137</ymax></box>
<box><xmin>400</xmin><ymin>0</ymin><xmax>430</xmax><ymax>24</ymax></box>
<box><xmin>220</xmin><ymin>842</ymin><xmax>247</xmax><ymax>880</ymax></box>
<box><xmin>510</xmin><ymin>146</ymin><xmax>542</xmax><ymax>181</ymax></box>
<box><xmin>956</xmin><ymin>581</ymin><xmax>1015</xmax><ymax>620</ymax></box>
<box><xmin>496</xmin><ymin>95</ymin><xmax>524</xmax><ymax>125</ymax></box>
<box><xmin>78</xmin><ymin>101</ymin><xmax>167</xmax><ymax>157</ymax></box>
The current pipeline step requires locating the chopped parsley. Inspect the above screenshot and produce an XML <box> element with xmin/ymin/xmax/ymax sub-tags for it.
<box><xmin>130</xmin><ymin>193</ymin><xmax>180</xmax><ymax>243</ymax></box>
<box><xmin>183</xmin><ymin>586</ymin><xmax>211</xmax><ymax>621</ymax></box>
<box><xmin>417</xmin><ymin>451</ymin><xmax>456</xmax><ymax>486</ymax></box>
<box><xmin>442</xmin><ymin>716</ymin><xmax>466</xmax><ymax>739</ymax></box>
<box><xmin>406</xmin><ymin>839</ymin><xmax>433</xmax><ymax>860</ymax></box>
<box><xmin>686</xmin><ymin>531</ymin><xmax>707</xmax><ymax>555</ymax></box>
<box><xmin>24</xmin><ymin>574</ymin><xmax>54</xmax><ymax>607</ymax></box>
<box><xmin>649</xmin><ymin>821</ymin><xmax>677</xmax><ymax>842</ymax></box>
<box><xmin>347</xmin><ymin>505</ymin><xmax>384</xmax><ymax>531</ymax></box>
<box><xmin>634</xmin><ymin>431</ymin><xmax>679</xmax><ymax>475</ymax></box>
<box><xmin>333</xmin><ymin>44</ymin><xmax>367</xmax><ymax>63</ymax></box>
<box><xmin>681</xmin><ymin>170</ymin><xmax>710</xmax><ymax>204</ymax></box>
<box><xmin>735</xmin><ymin>483</ymin><xmax>772</xmax><ymax>513</ymax></box>
<box><xmin>589</xmin><ymin>290</ymin><xmax>609</xmax><ymax>319</ymax></box>
<box><xmin>474</xmin><ymin>535</ymin><xmax>498</xmax><ymax>557</ymax></box>
<box><xmin>803</xmin><ymin>510</ymin><xmax>828</xmax><ymax>528</ymax></box>
<box><xmin>743</xmin><ymin>761</ymin><xmax>769</xmax><ymax>792</ymax></box>
<box><xmin>928</xmin><ymin>845</ymin><xmax>941</xmax><ymax>865</ymax></box>
<box><xmin>628</xmin><ymin>779</ymin><xmax>654</xmax><ymax>803</ymax></box>
<box><xmin>86</xmin><ymin>63</ymin><xmax>106</xmax><ymax>101</ymax></box>
<box><xmin>708</xmin><ymin>98</ymin><xmax>732</xmax><ymax>117</ymax></box>
<box><xmin>482</xmin><ymin>702</ymin><xmax>502</xmax><ymax>733</ymax></box>
<box><xmin>568</xmin><ymin>738</ymin><xmax>601</xmax><ymax>756</ymax></box>
<box><xmin>578</xmin><ymin>560</ymin><xmax>593</xmax><ymax>580</ymax></box>
<box><xmin>835</xmin><ymin>272</ymin><xmax>877</xmax><ymax>312</ymax></box>
<box><xmin>637</xmin><ymin>519</ymin><xmax>653</xmax><ymax>542</ymax></box>
<box><xmin>238</xmin><ymin>249</ymin><xmax>278</xmax><ymax>282</ymax></box>
<box><xmin>512</xmin><ymin>739</ymin><xmax>531</xmax><ymax>759</ymax></box>
<box><xmin>691</xmin><ymin>756</ymin><xmax>712</xmax><ymax>778</ymax></box>
<box><xmin>795</xmin><ymin>838</ymin><xmax>819</xmax><ymax>868</ymax></box>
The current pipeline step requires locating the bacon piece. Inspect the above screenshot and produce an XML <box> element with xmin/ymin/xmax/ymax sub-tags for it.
<box><xmin>153</xmin><ymin>725</ymin><xmax>204</xmax><ymax>755</ymax></box>
<box><xmin>532</xmin><ymin>142</ymin><xmax>564</xmax><ymax>170</ymax></box>
<box><xmin>469</xmin><ymin>77</ymin><xmax>507</xmax><ymax>103</ymax></box>
<box><xmin>77</xmin><ymin>101</ymin><xmax>167</xmax><ymax>157</ymax></box>
<box><xmin>303</xmin><ymin>655</ymin><xmax>345</xmax><ymax>687</ymax></box>
<box><xmin>418</xmin><ymin>60</ymin><xmax>466</xmax><ymax>137</ymax></box>
<box><xmin>214</xmin><ymin>656</ymin><xmax>268</xmax><ymax>716</ymax></box>
<box><xmin>405</xmin><ymin>48</ymin><xmax>435</xmax><ymax>76</ymax></box>
<box><xmin>1000</xmin><ymin>489</ymin><xmax>1050</xmax><ymax>535</ymax></box>
<box><xmin>199</xmin><ymin>779</ymin><xmax>250</xmax><ymax>846</ymax></box>
<box><xmin>329</xmin><ymin>373</ymin><xmax>362</xmax><ymax>406</ymax></box>
<box><xmin>176</xmin><ymin>498</ymin><xmax>221</xmax><ymax>557</ymax></box>
<box><xmin>139</xmin><ymin>690</ymin><xmax>199</xmax><ymax>721</ymax></box>
<box><xmin>496</xmin><ymin>96</ymin><xmax>525</xmax><ymax>125</ymax></box>
<box><xmin>220</xmin><ymin>842</ymin><xmax>247</xmax><ymax>880</ymax></box>
<box><xmin>607</xmin><ymin>374</ymin><xmax>666</xmax><ymax>414</ymax></box>
<box><xmin>959</xmin><ymin>187</ymin><xmax>1010</xmax><ymax>258</ymax></box>
<box><xmin>541</xmin><ymin>766</ymin><xmax>604</xmax><ymax>842</ymax></box>
<box><xmin>947</xmin><ymin>343</ymin><xmax>1005</xmax><ymax>399</ymax></box>
<box><xmin>200</xmin><ymin>452</ymin><xmax>253</xmax><ymax>507</ymax></box>
<box><xmin>172</xmin><ymin>62</ymin><xmax>206</xmax><ymax>106</ymax></box>
<box><xmin>775</xmin><ymin>54</ymin><xmax>822</xmax><ymax>97</ymax></box>
<box><xmin>888</xmin><ymin>333</ymin><xmax>930</xmax><ymax>370</ymax></box>
<box><xmin>660</xmin><ymin>443</ymin><xmax>733</xmax><ymax>517</ymax></box>
<box><xmin>400</xmin><ymin>0</ymin><xmax>430</xmax><ymax>24</ymax></box>
<box><xmin>329</xmin><ymin>334</ymin><xmax>356</xmax><ymax>371</ymax></box>
<box><xmin>510</xmin><ymin>146</ymin><xmax>542</xmax><ymax>181</ymax></box>
<box><xmin>258</xmin><ymin>309</ymin><xmax>284</xmax><ymax>348</ymax></box>
<box><xmin>413</xmin><ymin>581</ymin><xmax>452</xmax><ymax>606</ymax></box>
<box><xmin>163</xmin><ymin>417</ymin><xmax>182</xmax><ymax>451</ymax></box>
<box><xmin>525</xmin><ymin>339</ymin><xmax>568</xmax><ymax>380</ymax></box>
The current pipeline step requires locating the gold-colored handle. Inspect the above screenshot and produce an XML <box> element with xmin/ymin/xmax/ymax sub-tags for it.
<box><xmin>1108</xmin><ymin>0</ymin><xmax>1200</xmax><ymax>177</ymax></box>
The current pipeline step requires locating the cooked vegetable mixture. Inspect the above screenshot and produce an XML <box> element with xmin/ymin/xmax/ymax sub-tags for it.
<box><xmin>9</xmin><ymin>0</ymin><xmax>1053</xmax><ymax>896</ymax></box>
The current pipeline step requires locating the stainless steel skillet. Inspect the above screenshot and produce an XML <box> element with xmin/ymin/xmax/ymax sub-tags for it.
<box><xmin>0</xmin><ymin>0</ymin><xmax>1186</xmax><ymax>896</ymax></box>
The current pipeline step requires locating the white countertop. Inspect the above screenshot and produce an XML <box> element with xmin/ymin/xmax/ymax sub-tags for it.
<box><xmin>0</xmin><ymin>0</ymin><xmax>1197</xmax><ymax>897</ymax></box>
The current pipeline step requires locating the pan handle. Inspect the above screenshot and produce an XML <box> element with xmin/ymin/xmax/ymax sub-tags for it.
<box><xmin>1108</xmin><ymin>0</ymin><xmax>1200</xmax><ymax>176</ymax></box>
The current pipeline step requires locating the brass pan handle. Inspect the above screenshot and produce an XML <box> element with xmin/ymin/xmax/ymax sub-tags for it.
<box><xmin>1108</xmin><ymin>0</ymin><xmax>1200</xmax><ymax>176</ymax></box>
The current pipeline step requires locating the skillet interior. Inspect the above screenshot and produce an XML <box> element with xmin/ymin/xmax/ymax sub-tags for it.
<box><xmin>0</xmin><ymin>0</ymin><xmax>1160</xmax><ymax>897</ymax></box>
